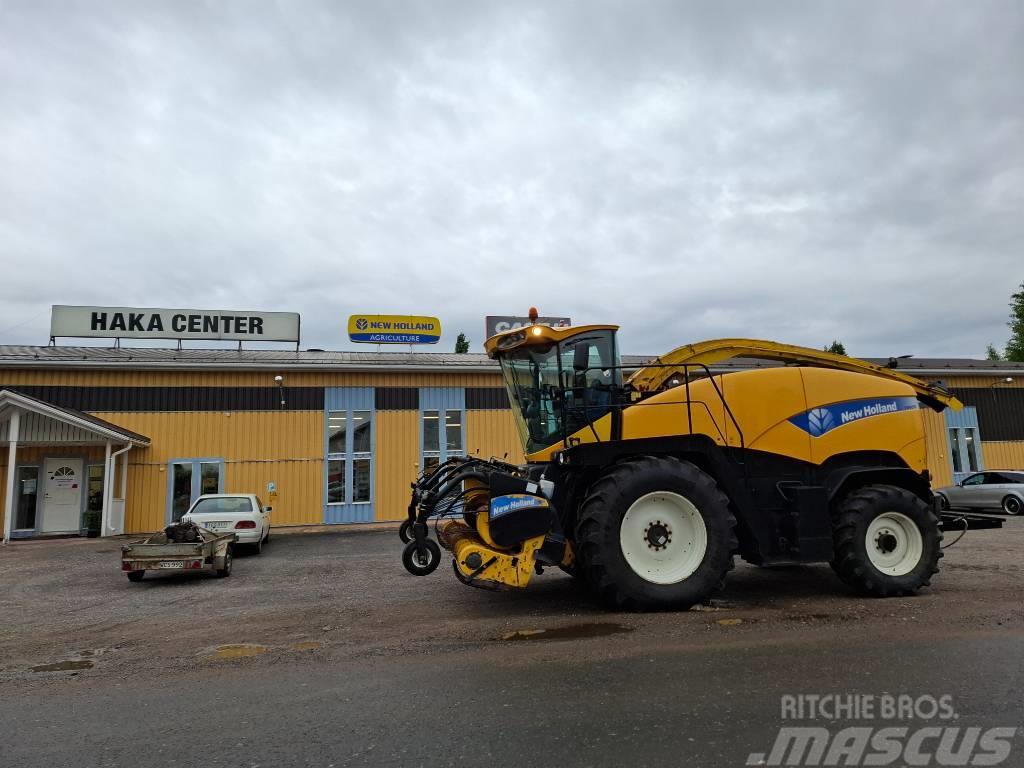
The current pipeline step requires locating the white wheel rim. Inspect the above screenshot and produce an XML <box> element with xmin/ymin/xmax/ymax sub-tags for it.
<box><xmin>866</xmin><ymin>512</ymin><xmax>923</xmax><ymax>576</ymax></box>
<box><xmin>620</xmin><ymin>491</ymin><xmax>708</xmax><ymax>585</ymax></box>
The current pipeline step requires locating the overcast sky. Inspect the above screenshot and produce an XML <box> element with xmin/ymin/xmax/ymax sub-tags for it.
<box><xmin>1</xmin><ymin>1</ymin><xmax>1021</xmax><ymax>357</ymax></box>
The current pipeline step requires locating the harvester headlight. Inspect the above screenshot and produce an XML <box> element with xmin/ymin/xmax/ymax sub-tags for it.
<box><xmin>532</xmin><ymin>326</ymin><xmax>543</xmax><ymax>336</ymax></box>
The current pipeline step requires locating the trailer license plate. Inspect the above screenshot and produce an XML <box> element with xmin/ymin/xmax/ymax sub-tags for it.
<box><xmin>158</xmin><ymin>561</ymin><xmax>185</xmax><ymax>569</ymax></box>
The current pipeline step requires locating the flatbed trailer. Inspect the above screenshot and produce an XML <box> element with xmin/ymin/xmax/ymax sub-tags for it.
<box><xmin>121</xmin><ymin>529</ymin><xmax>236</xmax><ymax>582</ymax></box>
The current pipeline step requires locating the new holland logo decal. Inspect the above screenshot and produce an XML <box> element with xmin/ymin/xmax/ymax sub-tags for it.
<box><xmin>789</xmin><ymin>396</ymin><xmax>919</xmax><ymax>437</ymax></box>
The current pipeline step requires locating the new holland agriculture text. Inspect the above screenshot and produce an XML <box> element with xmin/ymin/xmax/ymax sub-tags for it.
<box><xmin>348</xmin><ymin>315</ymin><xmax>442</xmax><ymax>344</ymax></box>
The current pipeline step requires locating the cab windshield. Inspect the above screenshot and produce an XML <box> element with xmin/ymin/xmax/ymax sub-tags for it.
<box><xmin>498</xmin><ymin>329</ymin><xmax>621</xmax><ymax>454</ymax></box>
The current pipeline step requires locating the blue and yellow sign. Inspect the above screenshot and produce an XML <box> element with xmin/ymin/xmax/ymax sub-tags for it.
<box><xmin>347</xmin><ymin>314</ymin><xmax>442</xmax><ymax>344</ymax></box>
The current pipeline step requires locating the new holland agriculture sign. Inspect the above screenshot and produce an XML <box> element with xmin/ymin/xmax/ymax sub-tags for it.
<box><xmin>50</xmin><ymin>305</ymin><xmax>300</xmax><ymax>342</ymax></box>
<box><xmin>347</xmin><ymin>314</ymin><xmax>442</xmax><ymax>344</ymax></box>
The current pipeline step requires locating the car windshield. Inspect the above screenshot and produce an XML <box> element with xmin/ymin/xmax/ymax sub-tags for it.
<box><xmin>190</xmin><ymin>497</ymin><xmax>253</xmax><ymax>515</ymax></box>
<box><xmin>498</xmin><ymin>329</ymin><xmax>621</xmax><ymax>454</ymax></box>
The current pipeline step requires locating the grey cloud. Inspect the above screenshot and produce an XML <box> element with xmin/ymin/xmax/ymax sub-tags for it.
<box><xmin>0</xmin><ymin>1</ymin><xmax>1021</xmax><ymax>357</ymax></box>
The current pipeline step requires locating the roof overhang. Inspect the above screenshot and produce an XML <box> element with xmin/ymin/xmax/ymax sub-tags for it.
<box><xmin>0</xmin><ymin>389</ymin><xmax>150</xmax><ymax>446</ymax></box>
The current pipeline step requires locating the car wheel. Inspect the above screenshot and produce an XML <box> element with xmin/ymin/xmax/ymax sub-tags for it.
<box><xmin>936</xmin><ymin>493</ymin><xmax>949</xmax><ymax>511</ymax></box>
<box><xmin>252</xmin><ymin>536</ymin><xmax>263</xmax><ymax>555</ymax></box>
<box><xmin>127</xmin><ymin>570</ymin><xmax>145</xmax><ymax>582</ymax></box>
<box><xmin>1003</xmin><ymin>496</ymin><xmax>1023</xmax><ymax>516</ymax></box>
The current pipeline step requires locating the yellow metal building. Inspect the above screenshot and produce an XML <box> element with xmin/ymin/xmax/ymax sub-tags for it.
<box><xmin>1</xmin><ymin>346</ymin><xmax>1022</xmax><ymax>538</ymax></box>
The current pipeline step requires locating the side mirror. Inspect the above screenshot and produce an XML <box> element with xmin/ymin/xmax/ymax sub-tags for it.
<box><xmin>265</xmin><ymin>506</ymin><xmax>273</xmax><ymax>513</ymax></box>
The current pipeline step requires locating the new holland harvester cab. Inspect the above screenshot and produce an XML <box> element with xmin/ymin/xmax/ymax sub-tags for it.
<box><xmin>400</xmin><ymin>311</ymin><xmax>967</xmax><ymax>610</ymax></box>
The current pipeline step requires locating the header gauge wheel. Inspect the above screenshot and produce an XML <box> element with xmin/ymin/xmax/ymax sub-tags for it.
<box><xmin>399</xmin><ymin>519</ymin><xmax>415</xmax><ymax>543</ymax></box>
<box><xmin>402</xmin><ymin>539</ymin><xmax>441</xmax><ymax>576</ymax></box>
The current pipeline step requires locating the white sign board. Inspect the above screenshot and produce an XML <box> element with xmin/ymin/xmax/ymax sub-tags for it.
<box><xmin>50</xmin><ymin>305</ymin><xmax>301</xmax><ymax>342</ymax></box>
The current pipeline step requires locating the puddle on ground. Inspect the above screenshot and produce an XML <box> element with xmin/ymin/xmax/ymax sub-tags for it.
<box><xmin>206</xmin><ymin>644</ymin><xmax>268</xmax><ymax>660</ymax></box>
<box><xmin>289</xmin><ymin>641</ymin><xmax>323</xmax><ymax>651</ymax></box>
<box><xmin>30</xmin><ymin>659</ymin><xmax>94</xmax><ymax>672</ymax></box>
<box><xmin>501</xmin><ymin>623</ymin><xmax>633</xmax><ymax>642</ymax></box>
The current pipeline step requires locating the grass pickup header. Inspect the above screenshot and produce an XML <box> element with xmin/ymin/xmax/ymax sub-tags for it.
<box><xmin>50</xmin><ymin>305</ymin><xmax>301</xmax><ymax>342</ymax></box>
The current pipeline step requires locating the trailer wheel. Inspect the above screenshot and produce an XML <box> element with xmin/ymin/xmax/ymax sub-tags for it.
<box><xmin>216</xmin><ymin>549</ymin><xmax>233</xmax><ymax>578</ymax></box>
<box><xmin>126</xmin><ymin>570</ymin><xmax>145</xmax><ymax>582</ymax></box>
<box><xmin>576</xmin><ymin>456</ymin><xmax>736</xmax><ymax>611</ymax></box>
<box><xmin>830</xmin><ymin>484</ymin><xmax>942</xmax><ymax>597</ymax></box>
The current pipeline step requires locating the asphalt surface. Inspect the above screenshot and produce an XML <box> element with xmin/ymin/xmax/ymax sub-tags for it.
<box><xmin>1</xmin><ymin>520</ymin><xmax>1022</xmax><ymax>768</ymax></box>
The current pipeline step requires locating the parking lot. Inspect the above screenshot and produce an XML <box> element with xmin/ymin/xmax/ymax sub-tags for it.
<box><xmin>2</xmin><ymin>520</ymin><xmax>1023</xmax><ymax>766</ymax></box>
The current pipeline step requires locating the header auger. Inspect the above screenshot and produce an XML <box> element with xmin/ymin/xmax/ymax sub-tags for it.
<box><xmin>400</xmin><ymin>320</ymin><xmax>957</xmax><ymax>611</ymax></box>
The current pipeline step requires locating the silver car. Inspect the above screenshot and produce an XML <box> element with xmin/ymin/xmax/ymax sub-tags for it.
<box><xmin>936</xmin><ymin>471</ymin><xmax>1024</xmax><ymax>516</ymax></box>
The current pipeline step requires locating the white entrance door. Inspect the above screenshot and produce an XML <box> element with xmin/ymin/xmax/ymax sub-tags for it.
<box><xmin>41</xmin><ymin>458</ymin><xmax>84</xmax><ymax>533</ymax></box>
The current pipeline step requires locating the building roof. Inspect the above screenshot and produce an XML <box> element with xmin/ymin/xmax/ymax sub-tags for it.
<box><xmin>0</xmin><ymin>388</ymin><xmax>150</xmax><ymax>445</ymax></box>
<box><xmin>0</xmin><ymin>344</ymin><xmax>1021</xmax><ymax>376</ymax></box>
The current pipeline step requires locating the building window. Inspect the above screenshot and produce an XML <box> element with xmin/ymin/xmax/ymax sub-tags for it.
<box><xmin>422</xmin><ymin>408</ymin><xmax>464</xmax><ymax>473</ymax></box>
<box><xmin>947</xmin><ymin>426</ymin><xmax>981</xmax><ymax>477</ymax></box>
<box><xmin>964</xmin><ymin>428</ymin><xmax>979</xmax><ymax>473</ymax></box>
<box><xmin>948</xmin><ymin>429</ymin><xmax>962</xmax><ymax>474</ymax></box>
<box><xmin>326</xmin><ymin>409</ymin><xmax>372</xmax><ymax>504</ymax></box>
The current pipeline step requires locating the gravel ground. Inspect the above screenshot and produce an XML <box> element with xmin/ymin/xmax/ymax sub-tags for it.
<box><xmin>1</xmin><ymin>517</ymin><xmax>1022</xmax><ymax>685</ymax></box>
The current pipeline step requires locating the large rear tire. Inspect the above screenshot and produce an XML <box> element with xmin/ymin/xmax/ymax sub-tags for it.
<box><xmin>830</xmin><ymin>484</ymin><xmax>942</xmax><ymax>597</ymax></box>
<box><xmin>575</xmin><ymin>456</ymin><xmax>737</xmax><ymax>611</ymax></box>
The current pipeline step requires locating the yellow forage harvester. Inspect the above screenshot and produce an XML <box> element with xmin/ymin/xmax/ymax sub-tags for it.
<box><xmin>400</xmin><ymin>310</ymin><xmax>961</xmax><ymax>611</ymax></box>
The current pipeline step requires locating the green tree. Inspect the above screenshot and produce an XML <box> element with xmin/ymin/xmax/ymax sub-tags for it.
<box><xmin>985</xmin><ymin>344</ymin><xmax>1002</xmax><ymax>361</ymax></box>
<box><xmin>1006</xmin><ymin>282</ymin><xmax>1024</xmax><ymax>362</ymax></box>
<box><xmin>824</xmin><ymin>340</ymin><xmax>847</xmax><ymax>356</ymax></box>
<box><xmin>454</xmin><ymin>332</ymin><xmax>470</xmax><ymax>354</ymax></box>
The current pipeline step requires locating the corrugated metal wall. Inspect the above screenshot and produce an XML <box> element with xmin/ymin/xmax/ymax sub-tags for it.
<box><xmin>466</xmin><ymin>410</ymin><xmax>525</xmax><ymax>464</ymax></box>
<box><xmin>982</xmin><ymin>441</ymin><xmax>1024</xmax><ymax>470</ymax></box>
<box><xmin>920</xmin><ymin>407</ymin><xmax>953</xmax><ymax>488</ymax></box>
<box><xmin>375</xmin><ymin>411</ymin><xmax>421</xmax><ymax>521</ymax></box>
<box><xmin>89</xmin><ymin>411</ymin><xmax>324</xmax><ymax>531</ymax></box>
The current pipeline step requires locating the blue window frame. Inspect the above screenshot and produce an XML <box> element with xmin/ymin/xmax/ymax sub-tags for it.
<box><xmin>945</xmin><ymin>406</ymin><xmax>984</xmax><ymax>484</ymax></box>
<box><xmin>420</xmin><ymin>388</ymin><xmax>465</xmax><ymax>474</ymax></box>
<box><xmin>324</xmin><ymin>388</ymin><xmax>375</xmax><ymax>523</ymax></box>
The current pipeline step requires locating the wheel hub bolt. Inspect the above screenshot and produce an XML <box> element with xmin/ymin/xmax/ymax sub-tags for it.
<box><xmin>644</xmin><ymin>520</ymin><xmax>672</xmax><ymax>551</ymax></box>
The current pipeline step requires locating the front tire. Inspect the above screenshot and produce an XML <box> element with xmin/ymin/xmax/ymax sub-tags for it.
<box><xmin>576</xmin><ymin>456</ymin><xmax>737</xmax><ymax>611</ymax></box>
<box><xmin>1002</xmin><ymin>495</ymin><xmax>1022</xmax><ymax>516</ymax></box>
<box><xmin>830</xmin><ymin>484</ymin><xmax>942</xmax><ymax>597</ymax></box>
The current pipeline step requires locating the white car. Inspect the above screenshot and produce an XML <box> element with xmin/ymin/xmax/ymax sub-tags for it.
<box><xmin>182</xmin><ymin>494</ymin><xmax>272</xmax><ymax>553</ymax></box>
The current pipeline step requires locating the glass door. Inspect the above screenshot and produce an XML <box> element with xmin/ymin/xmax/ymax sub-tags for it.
<box><xmin>15</xmin><ymin>466</ymin><xmax>39</xmax><ymax>530</ymax></box>
<box><xmin>168</xmin><ymin>459</ymin><xmax>223</xmax><ymax>522</ymax></box>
